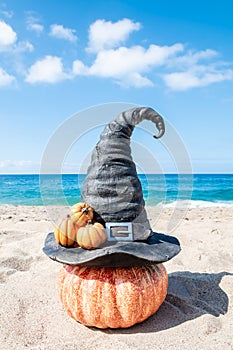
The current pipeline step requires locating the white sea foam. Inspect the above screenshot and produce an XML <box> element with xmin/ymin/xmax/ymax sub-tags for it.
<box><xmin>158</xmin><ymin>200</ymin><xmax>233</xmax><ymax>208</ymax></box>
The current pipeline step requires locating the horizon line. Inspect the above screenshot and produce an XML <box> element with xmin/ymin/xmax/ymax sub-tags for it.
<box><xmin>1</xmin><ymin>173</ymin><xmax>233</xmax><ymax>176</ymax></box>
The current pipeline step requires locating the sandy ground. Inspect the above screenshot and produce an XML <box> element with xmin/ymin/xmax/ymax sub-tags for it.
<box><xmin>0</xmin><ymin>205</ymin><xmax>232</xmax><ymax>350</ymax></box>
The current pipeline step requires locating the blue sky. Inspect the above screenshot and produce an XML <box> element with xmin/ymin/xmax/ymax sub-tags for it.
<box><xmin>0</xmin><ymin>0</ymin><xmax>233</xmax><ymax>174</ymax></box>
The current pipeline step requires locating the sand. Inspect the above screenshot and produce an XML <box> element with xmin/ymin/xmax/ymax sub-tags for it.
<box><xmin>0</xmin><ymin>205</ymin><xmax>232</xmax><ymax>350</ymax></box>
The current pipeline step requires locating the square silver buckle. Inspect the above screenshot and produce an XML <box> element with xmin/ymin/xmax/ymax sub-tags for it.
<box><xmin>105</xmin><ymin>222</ymin><xmax>133</xmax><ymax>241</ymax></box>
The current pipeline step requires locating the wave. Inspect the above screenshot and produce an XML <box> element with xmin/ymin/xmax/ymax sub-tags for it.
<box><xmin>1</xmin><ymin>174</ymin><xmax>233</xmax><ymax>206</ymax></box>
<box><xmin>159</xmin><ymin>200</ymin><xmax>233</xmax><ymax>208</ymax></box>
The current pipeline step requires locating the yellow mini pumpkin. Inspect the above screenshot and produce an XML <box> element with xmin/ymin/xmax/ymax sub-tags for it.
<box><xmin>70</xmin><ymin>202</ymin><xmax>94</xmax><ymax>227</ymax></box>
<box><xmin>54</xmin><ymin>215</ymin><xmax>78</xmax><ymax>247</ymax></box>
<box><xmin>76</xmin><ymin>221</ymin><xmax>108</xmax><ymax>249</ymax></box>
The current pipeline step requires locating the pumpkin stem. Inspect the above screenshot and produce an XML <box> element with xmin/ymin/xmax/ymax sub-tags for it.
<box><xmin>82</xmin><ymin>207</ymin><xmax>90</xmax><ymax>215</ymax></box>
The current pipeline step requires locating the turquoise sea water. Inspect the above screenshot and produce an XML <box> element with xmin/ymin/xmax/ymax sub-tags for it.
<box><xmin>0</xmin><ymin>174</ymin><xmax>233</xmax><ymax>207</ymax></box>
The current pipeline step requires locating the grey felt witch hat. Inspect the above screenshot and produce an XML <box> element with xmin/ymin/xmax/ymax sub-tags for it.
<box><xmin>43</xmin><ymin>107</ymin><xmax>181</xmax><ymax>267</ymax></box>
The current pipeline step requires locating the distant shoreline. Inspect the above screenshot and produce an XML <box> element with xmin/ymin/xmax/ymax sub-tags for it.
<box><xmin>1</xmin><ymin>174</ymin><xmax>233</xmax><ymax>206</ymax></box>
<box><xmin>1</xmin><ymin>173</ymin><xmax>233</xmax><ymax>175</ymax></box>
<box><xmin>1</xmin><ymin>201</ymin><xmax>233</xmax><ymax>208</ymax></box>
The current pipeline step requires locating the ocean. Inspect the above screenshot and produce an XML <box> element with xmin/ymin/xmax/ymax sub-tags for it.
<box><xmin>0</xmin><ymin>174</ymin><xmax>233</xmax><ymax>207</ymax></box>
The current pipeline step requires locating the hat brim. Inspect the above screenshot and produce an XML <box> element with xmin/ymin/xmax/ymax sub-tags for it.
<box><xmin>43</xmin><ymin>232</ymin><xmax>181</xmax><ymax>267</ymax></box>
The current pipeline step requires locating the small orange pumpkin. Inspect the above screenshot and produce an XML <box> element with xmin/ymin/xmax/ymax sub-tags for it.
<box><xmin>70</xmin><ymin>202</ymin><xmax>93</xmax><ymax>227</ymax></box>
<box><xmin>58</xmin><ymin>263</ymin><xmax>168</xmax><ymax>328</ymax></box>
<box><xmin>76</xmin><ymin>221</ymin><xmax>107</xmax><ymax>249</ymax></box>
<box><xmin>54</xmin><ymin>215</ymin><xmax>78</xmax><ymax>247</ymax></box>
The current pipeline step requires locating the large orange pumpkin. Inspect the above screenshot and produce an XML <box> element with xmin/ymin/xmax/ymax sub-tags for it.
<box><xmin>58</xmin><ymin>263</ymin><xmax>168</xmax><ymax>328</ymax></box>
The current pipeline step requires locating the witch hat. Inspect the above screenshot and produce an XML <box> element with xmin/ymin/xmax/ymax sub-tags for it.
<box><xmin>43</xmin><ymin>107</ymin><xmax>181</xmax><ymax>267</ymax></box>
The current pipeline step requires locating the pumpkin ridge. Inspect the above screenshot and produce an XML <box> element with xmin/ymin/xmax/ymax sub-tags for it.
<box><xmin>148</xmin><ymin>265</ymin><xmax>167</xmax><ymax>317</ymax></box>
<box><xmin>132</xmin><ymin>267</ymin><xmax>144</xmax><ymax>323</ymax></box>
<box><xmin>77</xmin><ymin>270</ymin><xmax>88</xmax><ymax>323</ymax></box>
<box><xmin>79</xmin><ymin>277</ymin><xmax>91</xmax><ymax>324</ymax></box>
<box><xmin>70</xmin><ymin>266</ymin><xmax>86</xmax><ymax>323</ymax></box>
<box><xmin>132</xmin><ymin>267</ymin><xmax>145</xmax><ymax>325</ymax></box>
<box><xmin>66</xmin><ymin>218</ymin><xmax>74</xmax><ymax>246</ymax></box>
<box><xmin>114</xmin><ymin>267</ymin><xmax>139</xmax><ymax>327</ymax></box>
<box><xmin>95</xmin><ymin>227</ymin><xmax>105</xmax><ymax>244</ymax></box>
<box><xmin>143</xmin><ymin>266</ymin><xmax>157</xmax><ymax>320</ymax></box>
<box><xmin>60</xmin><ymin>220</ymin><xmax>67</xmax><ymax>246</ymax></box>
<box><xmin>85</xmin><ymin>267</ymin><xmax>104</xmax><ymax>326</ymax></box>
<box><xmin>143</xmin><ymin>265</ymin><xmax>155</xmax><ymax>318</ymax></box>
<box><xmin>110</xmin><ymin>268</ymin><xmax>124</xmax><ymax>328</ymax></box>
<box><xmin>89</xmin><ymin>227</ymin><xmax>95</xmax><ymax>248</ymax></box>
<box><xmin>73</xmin><ymin>213</ymin><xmax>83</xmax><ymax>224</ymax></box>
<box><xmin>60</xmin><ymin>268</ymin><xmax>73</xmax><ymax>318</ymax></box>
<box><xmin>114</xmin><ymin>268</ymin><xmax>126</xmax><ymax>327</ymax></box>
<box><xmin>92</xmin><ymin>269</ymin><xmax>104</xmax><ymax>326</ymax></box>
<box><xmin>100</xmin><ymin>268</ymin><xmax>119</xmax><ymax>328</ymax></box>
<box><xmin>66</xmin><ymin>219</ymin><xmax>71</xmax><ymax>244</ymax></box>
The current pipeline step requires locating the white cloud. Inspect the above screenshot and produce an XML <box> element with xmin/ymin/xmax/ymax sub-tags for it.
<box><xmin>163</xmin><ymin>71</ymin><xmax>200</xmax><ymax>90</ymax></box>
<box><xmin>0</xmin><ymin>67</ymin><xmax>15</xmax><ymax>86</ymax></box>
<box><xmin>72</xmin><ymin>60</ymin><xmax>89</xmax><ymax>75</ymax></box>
<box><xmin>124</xmin><ymin>72</ymin><xmax>154</xmax><ymax>88</ymax></box>
<box><xmin>0</xmin><ymin>160</ymin><xmax>32</xmax><ymax>168</ymax></box>
<box><xmin>163</xmin><ymin>64</ymin><xmax>233</xmax><ymax>91</ymax></box>
<box><xmin>0</xmin><ymin>10</ymin><xmax>14</xmax><ymax>18</ymax></box>
<box><xmin>28</xmin><ymin>22</ymin><xmax>44</xmax><ymax>34</ymax></box>
<box><xmin>26</xmin><ymin>13</ymin><xmax>44</xmax><ymax>34</ymax></box>
<box><xmin>87</xmin><ymin>18</ymin><xmax>141</xmax><ymax>53</ymax></box>
<box><xmin>0</xmin><ymin>20</ymin><xmax>33</xmax><ymax>55</ymax></box>
<box><xmin>0</xmin><ymin>20</ymin><xmax>17</xmax><ymax>47</ymax></box>
<box><xmin>14</xmin><ymin>40</ymin><xmax>34</xmax><ymax>53</ymax></box>
<box><xmin>49</xmin><ymin>24</ymin><xmax>77</xmax><ymax>42</ymax></box>
<box><xmin>25</xmin><ymin>55</ymin><xmax>70</xmax><ymax>83</ymax></box>
<box><xmin>160</xmin><ymin>48</ymin><xmax>233</xmax><ymax>90</ymax></box>
<box><xmin>0</xmin><ymin>160</ymin><xmax>40</xmax><ymax>174</ymax></box>
<box><xmin>1</xmin><ymin>15</ymin><xmax>231</xmax><ymax>91</ymax></box>
<box><xmin>167</xmin><ymin>49</ymin><xmax>218</xmax><ymax>69</ymax></box>
<box><xmin>73</xmin><ymin>34</ymin><xmax>233</xmax><ymax>89</ymax></box>
<box><xmin>89</xmin><ymin>44</ymin><xmax>183</xmax><ymax>76</ymax></box>
<box><xmin>73</xmin><ymin>43</ymin><xmax>183</xmax><ymax>87</ymax></box>
<box><xmin>0</xmin><ymin>19</ymin><xmax>32</xmax><ymax>56</ymax></box>
<box><xmin>83</xmin><ymin>20</ymin><xmax>233</xmax><ymax>90</ymax></box>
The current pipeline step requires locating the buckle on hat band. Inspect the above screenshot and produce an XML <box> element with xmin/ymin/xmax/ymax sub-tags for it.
<box><xmin>105</xmin><ymin>222</ymin><xmax>133</xmax><ymax>241</ymax></box>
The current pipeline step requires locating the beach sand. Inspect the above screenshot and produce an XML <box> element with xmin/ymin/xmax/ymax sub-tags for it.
<box><xmin>0</xmin><ymin>205</ymin><xmax>232</xmax><ymax>350</ymax></box>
